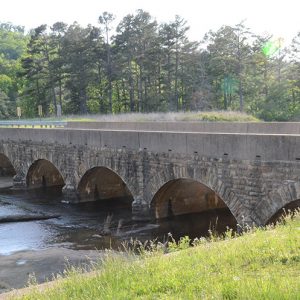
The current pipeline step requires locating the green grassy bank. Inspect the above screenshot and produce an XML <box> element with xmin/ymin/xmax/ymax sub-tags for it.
<box><xmin>13</xmin><ymin>214</ymin><xmax>300</xmax><ymax>300</ymax></box>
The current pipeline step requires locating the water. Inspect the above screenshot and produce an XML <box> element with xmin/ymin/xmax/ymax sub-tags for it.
<box><xmin>0</xmin><ymin>183</ymin><xmax>237</xmax><ymax>291</ymax></box>
<box><xmin>0</xmin><ymin>189</ymin><xmax>129</xmax><ymax>255</ymax></box>
<box><xmin>0</xmin><ymin>187</ymin><xmax>237</xmax><ymax>255</ymax></box>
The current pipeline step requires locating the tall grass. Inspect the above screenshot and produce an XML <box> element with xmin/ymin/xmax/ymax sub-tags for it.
<box><xmin>64</xmin><ymin>111</ymin><xmax>259</xmax><ymax>123</ymax></box>
<box><xmin>2</xmin><ymin>111</ymin><xmax>259</xmax><ymax>123</ymax></box>
<box><xmin>10</xmin><ymin>213</ymin><xmax>300</xmax><ymax>300</ymax></box>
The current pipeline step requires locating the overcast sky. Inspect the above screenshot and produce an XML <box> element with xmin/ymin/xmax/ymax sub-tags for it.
<box><xmin>1</xmin><ymin>0</ymin><xmax>299</xmax><ymax>45</ymax></box>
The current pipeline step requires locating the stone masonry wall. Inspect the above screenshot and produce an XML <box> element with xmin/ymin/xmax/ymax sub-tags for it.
<box><xmin>1</xmin><ymin>139</ymin><xmax>300</xmax><ymax>226</ymax></box>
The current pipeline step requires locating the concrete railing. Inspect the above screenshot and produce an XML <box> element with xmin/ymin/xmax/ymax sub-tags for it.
<box><xmin>66</xmin><ymin>121</ymin><xmax>300</xmax><ymax>134</ymax></box>
<box><xmin>1</xmin><ymin>127</ymin><xmax>300</xmax><ymax>162</ymax></box>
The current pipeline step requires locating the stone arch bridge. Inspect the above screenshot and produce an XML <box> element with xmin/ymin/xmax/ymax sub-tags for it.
<box><xmin>1</xmin><ymin>122</ymin><xmax>300</xmax><ymax>226</ymax></box>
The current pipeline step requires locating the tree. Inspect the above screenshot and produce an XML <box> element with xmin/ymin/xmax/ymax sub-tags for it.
<box><xmin>234</xmin><ymin>21</ymin><xmax>252</xmax><ymax>111</ymax></box>
<box><xmin>50</xmin><ymin>22</ymin><xmax>68</xmax><ymax>108</ymax></box>
<box><xmin>159</xmin><ymin>16</ymin><xmax>191</xmax><ymax>111</ymax></box>
<box><xmin>0</xmin><ymin>16</ymin><xmax>298</xmax><ymax>121</ymax></box>
<box><xmin>203</xmin><ymin>23</ymin><xmax>252</xmax><ymax>111</ymax></box>
<box><xmin>0</xmin><ymin>23</ymin><xmax>27</xmax><ymax>117</ymax></box>
<box><xmin>99</xmin><ymin>12</ymin><xmax>115</xmax><ymax>113</ymax></box>
<box><xmin>290</xmin><ymin>33</ymin><xmax>300</xmax><ymax>105</ymax></box>
<box><xmin>20</xmin><ymin>25</ymin><xmax>52</xmax><ymax>115</ymax></box>
<box><xmin>61</xmin><ymin>23</ymin><xmax>100</xmax><ymax>114</ymax></box>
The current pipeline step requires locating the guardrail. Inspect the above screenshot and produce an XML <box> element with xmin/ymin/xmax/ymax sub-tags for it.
<box><xmin>0</xmin><ymin>120</ymin><xmax>67</xmax><ymax>128</ymax></box>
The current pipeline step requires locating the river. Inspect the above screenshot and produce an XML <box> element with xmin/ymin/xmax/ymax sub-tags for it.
<box><xmin>0</xmin><ymin>183</ymin><xmax>236</xmax><ymax>293</ymax></box>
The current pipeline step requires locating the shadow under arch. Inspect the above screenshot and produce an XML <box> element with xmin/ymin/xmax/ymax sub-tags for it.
<box><xmin>0</xmin><ymin>153</ymin><xmax>16</xmax><ymax>177</ymax></box>
<box><xmin>26</xmin><ymin>159</ymin><xmax>65</xmax><ymax>189</ymax></box>
<box><xmin>77</xmin><ymin>166</ymin><xmax>133</xmax><ymax>208</ymax></box>
<box><xmin>266</xmin><ymin>199</ymin><xmax>300</xmax><ymax>225</ymax></box>
<box><xmin>149</xmin><ymin>178</ymin><xmax>237</xmax><ymax>239</ymax></box>
<box><xmin>151</xmin><ymin>178</ymin><xmax>236</xmax><ymax>219</ymax></box>
<box><xmin>258</xmin><ymin>180</ymin><xmax>300</xmax><ymax>225</ymax></box>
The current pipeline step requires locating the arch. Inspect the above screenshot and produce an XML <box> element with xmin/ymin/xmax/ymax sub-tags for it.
<box><xmin>145</xmin><ymin>168</ymin><xmax>241</xmax><ymax>222</ymax></box>
<box><xmin>77</xmin><ymin>166</ymin><xmax>133</xmax><ymax>205</ymax></box>
<box><xmin>0</xmin><ymin>153</ymin><xmax>16</xmax><ymax>177</ymax></box>
<box><xmin>150</xmin><ymin>178</ymin><xmax>237</xmax><ymax>224</ymax></box>
<box><xmin>26</xmin><ymin>159</ymin><xmax>65</xmax><ymax>189</ymax></box>
<box><xmin>257</xmin><ymin>180</ymin><xmax>300</xmax><ymax>225</ymax></box>
<box><xmin>266</xmin><ymin>199</ymin><xmax>300</xmax><ymax>225</ymax></box>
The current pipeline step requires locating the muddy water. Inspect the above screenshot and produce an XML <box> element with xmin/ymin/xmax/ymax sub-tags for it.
<box><xmin>0</xmin><ymin>185</ymin><xmax>236</xmax><ymax>292</ymax></box>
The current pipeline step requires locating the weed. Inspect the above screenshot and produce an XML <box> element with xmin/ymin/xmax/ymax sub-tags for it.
<box><xmin>11</xmin><ymin>212</ymin><xmax>300</xmax><ymax>300</ymax></box>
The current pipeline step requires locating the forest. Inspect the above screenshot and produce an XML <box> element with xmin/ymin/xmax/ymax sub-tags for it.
<box><xmin>0</xmin><ymin>10</ymin><xmax>299</xmax><ymax>121</ymax></box>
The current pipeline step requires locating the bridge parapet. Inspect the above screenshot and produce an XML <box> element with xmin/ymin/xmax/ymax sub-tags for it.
<box><xmin>0</xmin><ymin>127</ymin><xmax>300</xmax><ymax>162</ymax></box>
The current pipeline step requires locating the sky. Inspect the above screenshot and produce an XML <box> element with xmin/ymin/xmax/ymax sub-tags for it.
<box><xmin>0</xmin><ymin>0</ymin><xmax>299</xmax><ymax>45</ymax></box>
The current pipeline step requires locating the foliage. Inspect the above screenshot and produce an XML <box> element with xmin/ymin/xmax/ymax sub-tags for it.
<box><xmin>14</xmin><ymin>213</ymin><xmax>300</xmax><ymax>299</ymax></box>
<box><xmin>0</xmin><ymin>23</ymin><xmax>27</xmax><ymax>118</ymax></box>
<box><xmin>0</xmin><ymin>16</ymin><xmax>300</xmax><ymax>121</ymax></box>
<box><xmin>177</xmin><ymin>111</ymin><xmax>259</xmax><ymax>122</ymax></box>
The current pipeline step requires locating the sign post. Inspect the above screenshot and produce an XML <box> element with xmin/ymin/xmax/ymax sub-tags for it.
<box><xmin>38</xmin><ymin>105</ymin><xmax>43</xmax><ymax>121</ymax></box>
<box><xmin>56</xmin><ymin>104</ymin><xmax>62</xmax><ymax>119</ymax></box>
<box><xmin>16</xmin><ymin>107</ymin><xmax>21</xmax><ymax>120</ymax></box>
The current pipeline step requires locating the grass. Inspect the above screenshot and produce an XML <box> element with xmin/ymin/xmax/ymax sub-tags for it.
<box><xmin>63</xmin><ymin>111</ymin><xmax>260</xmax><ymax>123</ymax></box>
<box><xmin>11</xmin><ymin>213</ymin><xmax>300</xmax><ymax>300</ymax></box>
<box><xmin>0</xmin><ymin>111</ymin><xmax>260</xmax><ymax>125</ymax></box>
<box><xmin>178</xmin><ymin>111</ymin><xmax>259</xmax><ymax>122</ymax></box>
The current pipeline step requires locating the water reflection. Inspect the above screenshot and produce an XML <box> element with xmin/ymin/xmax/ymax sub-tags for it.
<box><xmin>153</xmin><ymin>208</ymin><xmax>237</xmax><ymax>241</ymax></box>
<box><xmin>0</xmin><ymin>186</ymin><xmax>237</xmax><ymax>255</ymax></box>
<box><xmin>0</xmin><ymin>222</ymin><xmax>53</xmax><ymax>255</ymax></box>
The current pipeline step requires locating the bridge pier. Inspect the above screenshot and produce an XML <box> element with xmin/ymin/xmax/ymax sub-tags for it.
<box><xmin>132</xmin><ymin>197</ymin><xmax>151</xmax><ymax>221</ymax></box>
<box><xmin>12</xmin><ymin>172</ymin><xmax>26</xmax><ymax>189</ymax></box>
<box><xmin>62</xmin><ymin>184</ymin><xmax>79</xmax><ymax>203</ymax></box>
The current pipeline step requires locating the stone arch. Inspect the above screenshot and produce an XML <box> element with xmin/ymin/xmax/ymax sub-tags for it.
<box><xmin>266</xmin><ymin>199</ymin><xmax>300</xmax><ymax>225</ymax></box>
<box><xmin>77</xmin><ymin>166</ymin><xmax>134</xmax><ymax>205</ymax></box>
<box><xmin>150</xmin><ymin>177</ymin><xmax>238</xmax><ymax>223</ymax></box>
<box><xmin>0</xmin><ymin>153</ymin><xmax>16</xmax><ymax>176</ymax></box>
<box><xmin>146</xmin><ymin>167</ymin><xmax>241</xmax><ymax>222</ymax></box>
<box><xmin>259</xmin><ymin>180</ymin><xmax>300</xmax><ymax>225</ymax></box>
<box><xmin>26</xmin><ymin>159</ymin><xmax>65</xmax><ymax>189</ymax></box>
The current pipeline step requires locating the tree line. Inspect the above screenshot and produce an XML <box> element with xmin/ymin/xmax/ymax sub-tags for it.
<box><xmin>0</xmin><ymin>10</ymin><xmax>299</xmax><ymax>120</ymax></box>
